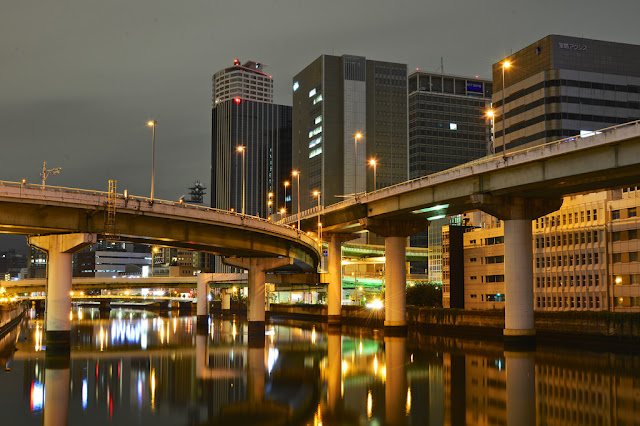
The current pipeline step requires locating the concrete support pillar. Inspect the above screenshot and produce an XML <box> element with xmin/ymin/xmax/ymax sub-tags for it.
<box><xmin>247</xmin><ymin>344</ymin><xmax>266</xmax><ymax>405</ymax></box>
<box><xmin>385</xmin><ymin>336</ymin><xmax>408</xmax><ymax>426</ymax></box>
<box><xmin>43</xmin><ymin>354</ymin><xmax>70</xmax><ymax>426</ymax></box>
<box><xmin>224</xmin><ymin>256</ymin><xmax>292</xmax><ymax>344</ymax></box>
<box><xmin>385</xmin><ymin>236</ymin><xmax>407</xmax><ymax>332</ymax></box>
<box><xmin>504</xmin><ymin>220</ymin><xmax>534</xmax><ymax>338</ymax></box>
<box><xmin>505</xmin><ymin>351</ymin><xmax>536</xmax><ymax>426</ymax></box>
<box><xmin>30</xmin><ymin>233</ymin><xmax>96</xmax><ymax>351</ymax></box>
<box><xmin>196</xmin><ymin>274</ymin><xmax>209</xmax><ymax>330</ymax></box>
<box><xmin>361</xmin><ymin>219</ymin><xmax>428</xmax><ymax>336</ymax></box>
<box><xmin>326</xmin><ymin>233</ymin><xmax>357</xmax><ymax>327</ymax></box>
<box><xmin>471</xmin><ymin>195</ymin><xmax>562</xmax><ymax>346</ymax></box>
<box><xmin>221</xmin><ymin>289</ymin><xmax>231</xmax><ymax>313</ymax></box>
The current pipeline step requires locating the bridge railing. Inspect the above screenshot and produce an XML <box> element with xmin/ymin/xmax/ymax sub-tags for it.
<box><xmin>0</xmin><ymin>180</ymin><xmax>309</xmax><ymax>238</ymax></box>
<box><xmin>284</xmin><ymin>119</ymin><xmax>640</xmax><ymax>223</ymax></box>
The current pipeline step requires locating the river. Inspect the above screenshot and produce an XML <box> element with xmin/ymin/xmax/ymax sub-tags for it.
<box><xmin>0</xmin><ymin>306</ymin><xmax>638</xmax><ymax>425</ymax></box>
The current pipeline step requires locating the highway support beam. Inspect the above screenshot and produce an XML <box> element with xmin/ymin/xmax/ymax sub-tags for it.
<box><xmin>30</xmin><ymin>233</ymin><xmax>96</xmax><ymax>352</ymax></box>
<box><xmin>472</xmin><ymin>195</ymin><xmax>562</xmax><ymax>346</ymax></box>
<box><xmin>224</xmin><ymin>256</ymin><xmax>293</xmax><ymax>345</ymax></box>
<box><xmin>325</xmin><ymin>233</ymin><xmax>358</xmax><ymax>328</ymax></box>
<box><xmin>361</xmin><ymin>219</ymin><xmax>430</xmax><ymax>336</ymax></box>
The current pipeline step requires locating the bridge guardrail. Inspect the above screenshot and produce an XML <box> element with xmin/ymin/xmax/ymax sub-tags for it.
<box><xmin>0</xmin><ymin>180</ymin><xmax>308</xmax><ymax>239</ymax></box>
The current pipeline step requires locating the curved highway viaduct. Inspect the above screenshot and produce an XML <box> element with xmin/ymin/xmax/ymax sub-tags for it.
<box><xmin>0</xmin><ymin>185</ymin><xmax>320</xmax><ymax>349</ymax></box>
<box><xmin>285</xmin><ymin>120</ymin><xmax>640</xmax><ymax>343</ymax></box>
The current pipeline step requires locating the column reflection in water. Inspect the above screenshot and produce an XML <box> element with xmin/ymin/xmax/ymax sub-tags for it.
<box><xmin>247</xmin><ymin>343</ymin><xmax>265</xmax><ymax>405</ymax></box>
<box><xmin>43</xmin><ymin>355</ymin><xmax>70</xmax><ymax>426</ymax></box>
<box><xmin>385</xmin><ymin>335</ymin><xmax>407</xmax><ymax>426</ymax></box>
<box><xmin>326</xmin><ymin>330</ymin><xmax>343</xmax><ymax>415</ymax></box>
<box><xmin>506</xmin><ymin>351</ymin><xmax>535</xmax><ymax>426</ymax></box>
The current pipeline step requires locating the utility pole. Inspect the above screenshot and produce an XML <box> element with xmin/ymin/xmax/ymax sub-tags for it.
<box><xmin>41</xmin><ymin>161</ymin><xmax>62</xmax><ymax>188</ymax></box>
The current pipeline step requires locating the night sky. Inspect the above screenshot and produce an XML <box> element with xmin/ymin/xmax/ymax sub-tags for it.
<box><xmin>1</xmin><ymin>0</ymin><xmax>638</xmax><ymax>252</ymax></box>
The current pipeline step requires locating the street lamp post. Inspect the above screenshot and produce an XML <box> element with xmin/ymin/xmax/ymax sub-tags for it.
<box><xmin>354</xmin><ymin>133</ymin><xmax>362</xmax><ymax>197</ymax></box>
<box><xmin>368</xmin><ymin>159</ymin><xmax>377</xmax><ymax>192</ymax></box>
<box><xmin>487</xmin><ymin>110</ymin><xmax>495</xmax><ymax>154</ymax></box>
<box><xmin>292</xmin><ymin>171</ymin><xmax>300</xmax><ymax>229</ymax></box>
<box><xmin>237</xmin><ymin>146</ymin><xmax>246</xmax><ymax>215</ymax></box>
<box><xmin>501</xmin><ymin>61</ymin><xmax>511</xmax><ymax>159</ymax></box>
<box><xmin>283</xmin><ymin>181</ymin><xmax>290</xmax><ymax>217</ymax></box>
<box><xmin>147</xmin><ymin>121</ymin><xmax>157</xmax><ymax>201</ymax></box>
<box><xmin>313</xmin><ymin>190</ymin><xmax>322</xmax><ymax>246</ymax></box>
<box><xmin>267</xmin><ymin>192</ymin><xmax>273</xmax><ymax>217</ymax></box>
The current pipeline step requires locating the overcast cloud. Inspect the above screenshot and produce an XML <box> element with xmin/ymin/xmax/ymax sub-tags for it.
<box><xmin>1</xmin><ymin>0</ymin><xmax>638</xmax><ymax>252</ymax></box>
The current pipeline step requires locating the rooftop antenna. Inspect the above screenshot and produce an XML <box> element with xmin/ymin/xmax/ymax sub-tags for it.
<box><xmin>40</xmin><ymin>161</ymin><xmax>62</xmax><ymax>188</ymax></box>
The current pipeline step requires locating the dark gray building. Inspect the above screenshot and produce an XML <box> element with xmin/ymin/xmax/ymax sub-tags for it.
<box><xmin>211</xmin><ymin>60</ymin><xmax>292</xmax><ymax>219</ymax></box>
<box><xmin>292</xmin><ymin>54</ymin><xmax>408</xmax><ymax>211</ymax></box>
<box><xmin>493</xmin><ymin>35</ymin><xmax>640</xmax><ymax>152</ymax></box>
<box><xmin>407</xmin><ymin>72</ymin><xmax>492</xmax><ymax>275</ymax></box>
<box><xmin>408</xmin><ymin>71</ymin><xmax>492</xmax><ymax>178</ymax></box>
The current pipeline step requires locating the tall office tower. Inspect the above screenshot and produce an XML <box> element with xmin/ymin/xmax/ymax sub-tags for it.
<box><xmin>211</xmin><ymin>59</ymin><xmax>292</xmax><ymax>218</ymax></box>
<box><xmin>408</xmin><ymin>71</ymin><xmax>492</xmax><ymax>179</ymax></box>
<box><xmin>493</xmin><ymin>35</ymin><xmax>640</xmax><ymax>152</ymax></box>
<box><xmin>211</xmin><ymin>60</ymin><xmax>292</xmax><ymax>272</ymax></box>
<box><xmin>292</xmin><ymin>55</ymin><xmax>407</xmax><ymax>211</ymax></box>
<box><xmin>407</xmin><ymin>72</ymin><xmax>492</xmax><ymax>276</ymax></box>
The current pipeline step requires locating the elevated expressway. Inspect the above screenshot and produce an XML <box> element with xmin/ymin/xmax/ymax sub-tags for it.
<box><xmin>285</xmin><ymin>120</ymin><xmax>640</xmax><ymax>341</ymax></box>
<box><xmin>0</xmin><ymin>184</ymin><xmax>320</xmax><ymax>348</ymax></box>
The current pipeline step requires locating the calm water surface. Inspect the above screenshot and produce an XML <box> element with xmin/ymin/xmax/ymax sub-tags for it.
<box><xmin>0</xmin><ymin>307</ymin><xmax>639</xmax><ymax>425</ymax></box>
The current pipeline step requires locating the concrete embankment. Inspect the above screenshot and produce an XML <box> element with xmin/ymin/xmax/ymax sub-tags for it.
<box><xmin>267</xmin><ymin>304</ymin><xmax>640</xmax><ymax>347</ymax></box>
<box><xmin>0</xmin><ymin>302</ymin><xmax>26</xmax><ymax>338</ymax></box>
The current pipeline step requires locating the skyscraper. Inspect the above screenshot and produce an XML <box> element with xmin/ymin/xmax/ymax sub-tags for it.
<box><xmin>493</xmin><ymin>35</ymin><xmax>640</xmax><ymax>152</ymax></box>
<box><xmin>407</xmin><ymin>71</ymin><xmax>492</xmax><ymax>277</ymax></box>
<box><xmin>211</xmin><ymin>60</ymin><xmax>292</xmax><ymax>218</ymax></box>
<box><xmin>292</xmin><ymin>54</ymin><xmax>408</xmax><ymax>211</ymax></box>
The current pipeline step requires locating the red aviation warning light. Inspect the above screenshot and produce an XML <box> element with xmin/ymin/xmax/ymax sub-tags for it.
<box><xmin>234</xmin><ymin>97</ymin><xmax>241</xmax><ymax>104</ymax></box>
<box><xmin>233</xmin><ymin>59</ymin><xmax>240</xmax><ymax>66</ymax></box>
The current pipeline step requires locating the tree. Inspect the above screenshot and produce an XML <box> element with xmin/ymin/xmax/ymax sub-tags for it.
<box><xmin>406</xmin><ymin>283</ymin><xmax>442</xmax><ymax>307</ymax></box>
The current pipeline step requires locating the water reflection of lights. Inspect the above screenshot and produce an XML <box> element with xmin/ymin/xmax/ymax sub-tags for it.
<box><xmin>99</xmin><ymin>327</ymin><xmax>106</xmax><ymax>351</ymax></box>
<box><xmin>311</xmin><ymin>326</ymin><xmax>316</xmax><ymax>344</ymax></box>
<box><xmin>373</xmin><ymin>355</ymin><xmax>378</xmax><ymax>375</ymax></box>
<box><xmin>342</xmin><ymin>360</ymin><xmax>349</xmax><ymax>375</ymax></box>
<box><xmin>359</xmin><ymin>341</ymin><xmax>363</xmax><ymax>355</ymax></box>
<box><xmin>367</xmin><ymin>390</ymin><xmax>373</xmax><ymax>419</ymax></box>
<box><xmin>406</xmin><ymin>387</ymin><xmax>412</xmax><ymax>415</ymax></box>
<box><xmin>30</xmin><ymin>381</ymin><xmax>44</xmax><ymax>412</ymax></box>
<box><xmin>232</xmin><ymin>322</ymin><xmax>237</xmax><ymax>339</ymax></box>
<box><xmin>82</xmin><ymin>378</ymin><xmax>88</xmax><ymax>410</ymax></box>
<box><xmin>34</xmin><ymin>325</ymin><xmax>43</xmax><ymax>352</ymax></box>
<box><xmin>313</xmin><ymin>404</ymin><xmax>323</xmax><ymax>426</ymax></box>
<box><xmin>137</xmin><ymin>377</ymin><xmax>143</xmax><ymax>407</ymax></box>
<box><xmin>267</xmin><ymin>347</ymin><xmax>279</xmax><ymax>375</ymax></box>
<box><xmin>110</xmin><ymin>320</ymin><xmax>147</xmax><ymax>348</ymax></box>
<box><xmin>150</xmin><ymin>368</ymin><xmax>156</xmax><ymax>411</ymax></box>
<box><xmin>78</xmin><ymin>308</ymin><xmax>83</xmax><ymax>320</ymax></box>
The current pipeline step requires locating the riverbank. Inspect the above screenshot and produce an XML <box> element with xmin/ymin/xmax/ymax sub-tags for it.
<box><xmin>0</xmin><ymin>302</ymin><xmax>26</xmax><ymax>339</ymax></box>
<box><xmin>265</xmin><ymin>304</ymin><xmax>640</xmax><ymax>348</ymax></box>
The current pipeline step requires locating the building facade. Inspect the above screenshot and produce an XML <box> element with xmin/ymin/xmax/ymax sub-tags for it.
<box><xmin>292</xmin><ymin>54</ymin><xmax>408</xmax><ymax>211</ymax></box>
<box><xmin>408</xmin><ymin>71</ymin><xmax>492</xmax><ymax>178</ymax></box>
<box><xmin>211</xmin><ymin>60</ymin><xmax>292</xmax><ymax>218</ymax></box>
<box><xmin>407</xmin><ymin>72</ymin><xmax>492</xmax><ymax>275</ymax></box>
<box><xmin>492</xmin><ymin>35</ymin><xmax>640</xmax><ymax>152</ymax></box>
<box><xmin>608</xmin><ymin>186</ymin><xmax>640</xmax><ymax>311</ymax></box>
<box><xmin>75</xmin><ymin>242</ymin><xmax>151</xmax><ymax>278</ymax></box>
<box><xmin>533</xmin><ymin>192</ymin><xmax>608</xmax><ymax>311</ymax></box>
